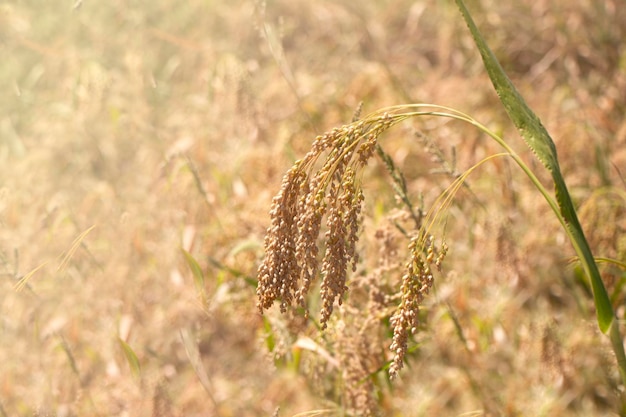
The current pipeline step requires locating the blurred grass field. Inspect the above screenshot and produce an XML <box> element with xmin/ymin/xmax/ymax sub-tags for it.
<box><xmin>1</xmin><ymin>0</ymin><xmax>625</xmax><ymax>416</ymax></box>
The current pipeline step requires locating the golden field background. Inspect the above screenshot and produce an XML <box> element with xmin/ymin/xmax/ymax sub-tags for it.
<box><xmin>1</xmin><ymin>0</ymin><xmax>625</xmax><ymax>415</ymax></box>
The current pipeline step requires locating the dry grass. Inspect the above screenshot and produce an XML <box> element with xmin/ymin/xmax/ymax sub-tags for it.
<box><xmin>1</xmin><ymin>0</ymin><xmax>625</xmax><ymax>416</ymax></box>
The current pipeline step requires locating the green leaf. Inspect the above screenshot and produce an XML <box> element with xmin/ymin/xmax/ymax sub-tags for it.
<box><xmin>179</xmin><ymin>329</ymin><xmax>213</xmax><ymax>395</ymax></box>
<box><xmin>182</xmin><ymin>249</ymin><xmax>207</xmax><ymax>301</ymax></box>
<box><xmin>454</xmin><ymin>0</ymin><xmax>614</xmax><ymax>334</ymax></box>
<box><xmin>262</xmin><ymin>316</ymin><xmax>276</xmax><ymax>353</ymax></box>
<box><xmin>453</xmin><ymin>1</ymin><xmax>558</xmax><ymax>172</ymax></box>
<box><xmin>208</xmin><ymin>256</ymin><xmax>257</xmax><ymax>287</ymax></box>
<box><xmin>118</xmin><ymin>338</ymin><xmax>141</xmax><ymax>379</ymax></box>
<box><xmin>228</xmin><ymin>238</ymin><xmax>262</xmax><ymax>258</ymax></box>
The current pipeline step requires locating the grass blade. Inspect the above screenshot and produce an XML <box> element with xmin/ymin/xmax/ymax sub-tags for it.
<box><xmin>182</xmin><ymin>249</ymin><xmax>207</xmax><ymax>302</ymax></box>
<box><xmin>453</xmin><ymin>0</ymin><xmax>626</xmax><ymax>392</ymax></box>
<box><xmin>58</xmin><ymin>224</ymin><xmax>96</xmax><ymax>272</ymax></box>
<box><xmin>454</xmin><ymin>0</ymin><xmax>613</xmax><ymax>333</ymax></box>
<box><xmin>118</xmin><ymin>337</ymin><xmax>141</xmax><ymax>380</ymax></box>
<box><xmin>13</xmin><ymin>261</ymin><xmax>48</xmax><ymax>292</ymax></box>
<box><xmin>179</xmin><ymin>329</ymin><xmax>220</xmax><ymax>410</ymax></box>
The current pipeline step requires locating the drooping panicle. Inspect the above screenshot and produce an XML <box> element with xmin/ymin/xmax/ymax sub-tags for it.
<box><xmin>256</xmin><ymin>162</ymin><xmax>307</xmax><ymax>313</ymax></box>
<box><xmin>389</xmin><ymin>235</ymin><xmax>447</xmax><ymax>378</ymax></box>
<box><xmin>257</xmin><ymin>117</ymin><xmax>382</xmax><ymax>317</ymax></box>
<box><xmin>256</xmin><ymin>110</ymin><xmax>447</xmax><ymax>378</ymax></box>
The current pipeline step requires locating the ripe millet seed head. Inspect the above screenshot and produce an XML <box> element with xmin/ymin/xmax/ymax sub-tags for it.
<box><xmin>256</xmin><ymin>110</ymin><xmax>448</xmax><ymax>377</ymax></box>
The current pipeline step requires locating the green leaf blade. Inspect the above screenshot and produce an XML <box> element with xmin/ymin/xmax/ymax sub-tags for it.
<box><xmin>454</xmin><ymin>0</ymin><xmax>559</xmax><ymax>173</ymax></box>
<box><xmin>118</xmin><ymin>337</ymin><xmax>141</xmax><ymax>379</ymax></box>
<box><xmin>454</xmin><ymin>0</ymin><xmax>614</xmax><ymax>333</ymax></box>
<box><xmin>182</xmin><ymin>249</ymin><xmax>207</xmax><ymax>302</ymax></box>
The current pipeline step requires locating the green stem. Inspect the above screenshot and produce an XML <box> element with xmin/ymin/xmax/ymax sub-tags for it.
<box><xmin>452</xmin><ymin>0</ymin><xmax>626</xmax><ymax>397</ymax></box>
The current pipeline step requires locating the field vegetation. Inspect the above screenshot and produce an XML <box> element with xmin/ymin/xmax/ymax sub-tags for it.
<box><xmin>1</xmin><ymin>0</ymin><xmax>625</xmax><ymax>415</ymax></box>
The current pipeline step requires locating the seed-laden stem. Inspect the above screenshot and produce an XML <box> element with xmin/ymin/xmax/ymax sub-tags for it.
<box><xmin>255</xmin><ymin>103</ymin><xmax>595</xmax><ymax>378</ymax></box>
<box><xmin>257</xmin><ymin>112</ymin><xmax>394</xmax><ymax>325</ymax></box>
<box><xmin>257</xmin><ymin>105</ymin><xmax>453</xmax><ymax>376</ymax></box>
<box><xmin>389</xmin><ymin>234</ymin><xmax>448</xmax><ymax>377</ymax></box>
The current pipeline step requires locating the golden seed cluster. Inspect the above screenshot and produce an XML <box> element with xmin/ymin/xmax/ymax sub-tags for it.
<box><xmin>256</xmin><ymin>164</ymin><xmax>307</xmax><ymax>314</ymax></box>
<box><xmin>257</xmin><ymin>109</ymin><xmax>447</xmax><ymax>377</ymax></box>
<box><xmin>257</xmin><ymin>114</ymin><xmax>392</xmax><ymax>326</ymax></box>
<box><xmin>389</xmin><ymin>235</ymin><xmax>448</xmax><ymax>378</ymax></box>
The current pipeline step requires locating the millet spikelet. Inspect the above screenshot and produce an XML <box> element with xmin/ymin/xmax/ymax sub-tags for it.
<box><xmin>388</xmin><ymin>235</ymin><xmax>448</xmax><ymax>378</ymax></box>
